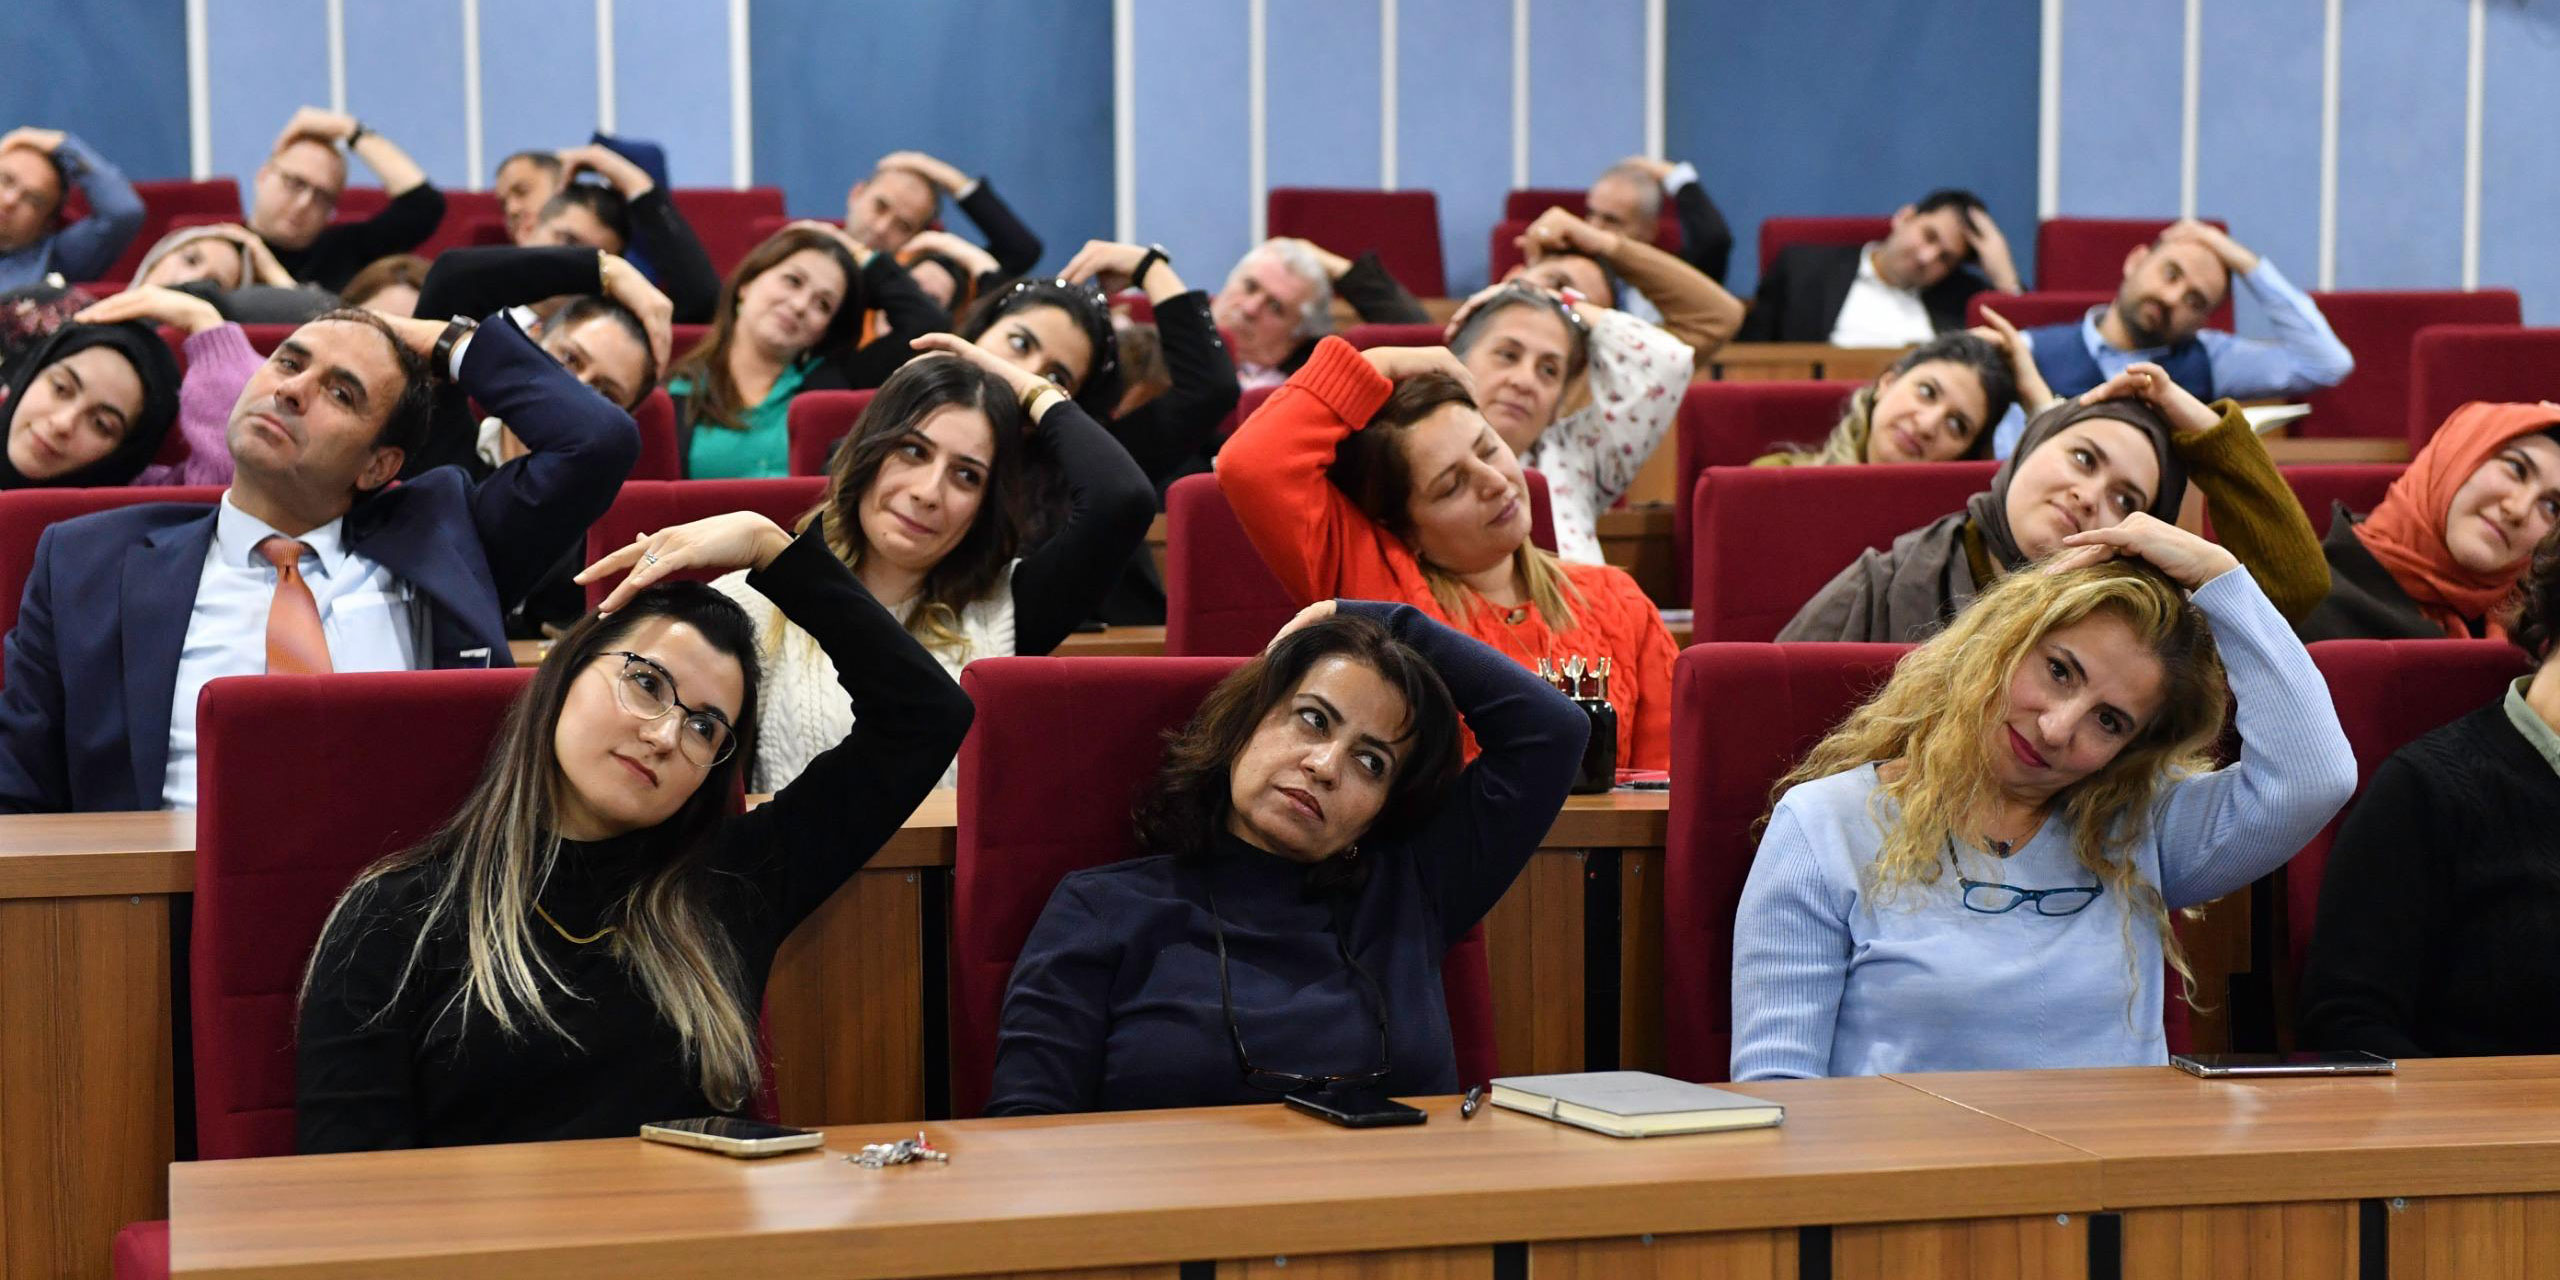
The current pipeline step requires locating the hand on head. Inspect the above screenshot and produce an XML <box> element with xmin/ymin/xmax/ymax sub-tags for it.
<box><xmin>1969</xmin><ymin>306</ymin><xmax>2055</xmax><ymax>412</ymax></box>
<box><xmin>909</xmin><ymin>329</ymin><xmax>1047</xmax><ymax>401</ymax></box>
<box><xmin>0</xmin><ymin>127</ymin><xmax>64</xmax><ymax>157</ymax></box>
<box><xmin>2078</xmin><ymin>361</ymin><xmax>2219</xmax><ymax>436</ymax></box>
<box><xmin>597</xmin><ymin>253</ymin><xmax>674</xmax><ymax>373</ymax></box>
<box><xmin>904</xmin><ymin>229</ymin><xmax>998</xmax><ymax>278</ymax></box>
<box><xmin>272</xmin><ymin>106</ymin><xmax>356</xmax><ymax>154</ymax></box>
<box><xmin>2046</xmin><ymin>511</ymin><xmax>2238</xmax><ymax>591</ymax></box>
<box><xmin>576</xmin><ymin>512</ymin><xmax>794</xmax><ymax>614</ymax></box>
<box><xmin>1358</xmin><ymin>345</ymin><xmax>1475</xmax><ymax>396</ymax></box>
<box><xmin>1266</xmin><ymin>599</ymin><xmax>1339</xmax><ymax>653</ymax></box>
<box><xmin>72</xmin><ymin>285</ymin><xmax>225</xmax><ymax>337</ymax></box>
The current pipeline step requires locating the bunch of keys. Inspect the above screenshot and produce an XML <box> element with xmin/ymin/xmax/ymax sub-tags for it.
<box><xmin>848</xmin><ymin>1131</ymin><xmax>949</xmax><ymax>1168</ymax></box>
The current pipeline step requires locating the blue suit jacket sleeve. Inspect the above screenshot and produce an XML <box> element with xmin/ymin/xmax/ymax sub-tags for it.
<box><xmin>0</xmin><ymin>526</ymin><xmax>75</xmax><ymax>813</ymax></box>
<box><xmin>454</xmin><ymin>313</ymin><xmax>641</xmax><ymax>608</ymax></box>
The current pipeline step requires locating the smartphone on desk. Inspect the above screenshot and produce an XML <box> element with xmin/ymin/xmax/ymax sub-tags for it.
<box><xmin>640</xmin><ymin>1117</ymin><xmax>825</xmax><ymax>1157</ymax></box>
<box><xmin>2171</xmin><ymin>1051</ymin><xmax>2396</xmax><ymax>1078</ymax></box>
<box><xmin>1285</xmin><ymin>1086</ymin><xmax>1428</xmax><ymax>1128</ymax></box>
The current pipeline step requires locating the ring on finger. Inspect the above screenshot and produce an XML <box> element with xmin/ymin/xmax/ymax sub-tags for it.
<box><xmin>640</xmin><ymin>551</ymin><xmax>660</xmax><ymax>567</ymax></box>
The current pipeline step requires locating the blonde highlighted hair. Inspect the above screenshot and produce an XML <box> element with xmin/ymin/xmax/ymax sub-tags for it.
<box><xmin>1773</xmin><ymin>559</ymin><xmax>2228</xmax><ymax>1004</ymax></box>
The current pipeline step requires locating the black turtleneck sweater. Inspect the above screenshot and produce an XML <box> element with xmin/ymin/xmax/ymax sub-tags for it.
<box><xmin>294</xmin><ymin>523</ymin><xmax>973</xmax><ymax>1153</ymax></box>
<box><xmin>984</xmin><ymin>601</ymin><xmax>1588</xmax><ymax>1116</ymax></box>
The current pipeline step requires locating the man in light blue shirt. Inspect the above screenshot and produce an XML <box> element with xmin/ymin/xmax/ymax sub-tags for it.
<box><xmin>1991</xmin><ymin>219</ymin><xmax>2354</xmax><ymax>458</ymax></box>
<box><xmin>0</xmin><ymin>127</ymin><xmax>144</xmax><ymax>290</ymax></box>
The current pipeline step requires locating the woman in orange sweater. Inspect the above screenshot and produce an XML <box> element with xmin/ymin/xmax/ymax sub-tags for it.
<box><xmin>1220</xmin><ymin>336</ymin><xmax>1676</xmax><ymax>770</ymax></box>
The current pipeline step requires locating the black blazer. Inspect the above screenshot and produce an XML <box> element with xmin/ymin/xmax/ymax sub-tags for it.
<box><xmin>0</xmin><ymin>314</ymin><xmax>640</xmax><ymax>813</ymax></box>
<box><xmin>1736</xmin><ymin>242</ymin><xmax>1988</xmax><ymax>343</ymax></box>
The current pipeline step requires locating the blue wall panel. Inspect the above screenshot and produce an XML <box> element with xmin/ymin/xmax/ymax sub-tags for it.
<box><xmin>205</xmin><ymin>0</ymin><xmax>332</xmax><ymax>201</ymax></box>
<box><xmin>1398</xmin><ymin>0</ymin><xmax>1513</xmax><ymax>294</ymax></box>
<box><xmin>621</xmin><ymin>0</ymin><xmax>735</xmax><ymax>189</ymax></box>
<box><xmin>1131</xmin><ymin>0</ymin><xmax>1253</xmax><ymax>284</ymax></box>
<box><xmin>2196</xmin><ymin>0</ymin><xmax>2324</xmax><ymax>335</ymax></box>
<box><xmin>1673</xmin><ymin>0</ymin><xmax>2041</xmax><ymax>296</ymax></box>
<box><xmin>1267</xmin><ymin>0</ymin><xmax>1382</xmax><ymax>192</ymax></box>
<box><xmin>2479</xmin><ymin>0</ymin><xmax>2560</xmax><ymax>323</ymax></box>
<box><xmin>751</xmin><ymin>0</ymin><xmax>1112</xmax><ymax>277</ymax></box>
<box><xmin>342</xmin><ymin>1</ymin><xmax>469</xmax><ymax>189</ymax></box>
<box><xmin>2054</xmin><ymin>0</ymin><xmax>2182</xmax><ymax>220</ymax></box>
<box><xmin>0</xmin><ymin>0</ymin><xmax>189</xmax><ymax>183</ymax></box>
<box><xmin>2332</xmin><ymin>0</ymin><xmax>2465</xmax><ymax>288</ymax></box>
<box><xmin>1526</xmin><ymin>0</ymin><xmax>1645</xmax><ymax>188</ymax></box>
<box><xmin>480</xmin><ymin>2</ymin><xmax>600</xmax><ymax>183</ymax></box>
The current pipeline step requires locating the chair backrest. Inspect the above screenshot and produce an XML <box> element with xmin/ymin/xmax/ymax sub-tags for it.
<box><xmin>584</xmin><ymin>478</ymin><xmax>827</xmax><ymax>607</ymax></box>
<box><xmin>1663</xmin><ymin>642</ymin><xmax>1909</xmax><ymax>1080</ymax></box>
<box><xmin>1214</xmin><ymin>384</ymin><xmax>1279</xmax><ymax>444</ymax></box>
<box><xmin>671</xmin><ymin>323</ymin><xmax>712</xmax><ymax>364</ymax></box>
<box><xmin>83</xmin><ymin>178</ymin><xmax>244</xmax><ymax>282</ymax></box>
<box><xmin>332</xmin><ymin>187</ymin><xmax>390</xmax><ymax>223</ymax></box>
<box><xmin>1266</xmin><ymin>188</ymin><xmax>1446</xmax><ymax>298</ymax></box>
<box><xmin>2219</xmin><ymin>465</ymin><xmax>2402</xmax><ymax>543</ymax></box>
<box><xmin>190</xmin><ymin>668</ymin><xmax>534</xmax><ymax>1159</ymax></box>
<box><xmin>0</xmin><ymin>487</ymin><xmax>224</xmax><ymax>687</ymax></box>
<box><xmin>1965</xmin><ymin>291</ymin><xmax>2113</xmax><ymax>331</ymax></box>
<box><xmin>238</xmin><ymin>324</ymin><xmax>297</xmax><ymax>356</ymax></box>
<box><xmin>1690</xmin><ymin>462</ymin><xmax>1997</xmax><ymax>642</ymax></box>
<box><xmin>786</xmin><ymin>390</ymin><xmax>878</xmax><ymax>477</ymax></box>
<box><xmin>1757</xmin><ymin>216</ymin><xmax>1892</xmax><ymax>278</ymax></box>
<box><xmin>630</xmin><ymin>388</ymin><xmax>681</xmax><ymax>482</ymax></box>
<box><xmin>1670</xmin><ymin>381</ymin><xmax>1862</xmax><ymax>607</ymax></box>
<box><xmin>1503</xmin><ymin>189</ymin><xmax>1586</xmax><ymax>222</ymax></box>
<box><xmin>1163</xmin><ymin>471</ymin><xmax>1556</xmax><ymax>657</ymax></box>
<box><xmin>949</xmin><ymin>656</ymin><xmax>1502</xmax><ymax>1116</ymax></box>
<box><xmin>1342</xmin><ymin>323</ymin><xmax>1448</xmax><ymax>351</ymax></box>
<box><xmin>413</xmin><ymin>189</ymin><xmax>506</xmax><ymax>260</ymax></box>
<box><xmin>2303</xmin><ymin>291</ymin><xmax>2521</xmax><ymax>442</ymax></box>
<box><xmin>2033</xmin><ymin>217</ymin><xmax>2233</xmax><ymax>329</ymax></box>
<box><xmin>668</xmin><ymin>187</ymin><xmax>789</xmax><ymax>279</ymax></box>
<box><xmin>2407</xmin><ymin>326</ymin><xmax>2560</xmax><ymax>453</ymax></box>
<box><xmin>2285</xmin><ymin>640</ymin><xmax>2521</xmax><ymax>993</ymax></box>
<box><xmin>1487</xmin><ymin>218</ymin><xmax>1529</xmax><ymax>285</ymax></box>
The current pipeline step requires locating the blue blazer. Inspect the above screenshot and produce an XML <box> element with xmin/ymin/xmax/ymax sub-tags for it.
<box><xmin>0</xmin><ymin>315</ymin><xmax>640</xmax><ymax>813</ymax></box>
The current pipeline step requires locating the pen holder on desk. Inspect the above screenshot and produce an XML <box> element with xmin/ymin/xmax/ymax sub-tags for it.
<box><xmin>1570</xmin><ymin>697</ymin><xmax>1617</xmax><ymax>794</ymax></box>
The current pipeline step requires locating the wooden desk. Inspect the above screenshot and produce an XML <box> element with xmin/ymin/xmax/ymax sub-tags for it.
<box><xmin>1893</xmin><ymin>1058</ymin><xmax>2560</xmax><ymax>1279</ymax></box>
<box><xmin>167</xmin><ymin>1078</ymin><xmax>2099</xmax><ymax>1279</ymax></box>
<box><xmin>1710</xmin><ymin>343</ymin><xmax>1907</xmax><ymax>384</ymax></box>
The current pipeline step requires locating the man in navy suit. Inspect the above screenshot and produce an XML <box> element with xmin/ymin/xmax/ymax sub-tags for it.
<box><xmin>0</xmin><ymin>305</ymin><xmax>640</xmax><ymax>812</ymax></box>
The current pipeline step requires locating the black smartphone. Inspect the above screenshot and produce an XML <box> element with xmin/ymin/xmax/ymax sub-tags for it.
<box><xmin>2170</xmin><ymin>1050</ymin><xmax>2396</xmax><ymax>1078</ymax></box>
<box><xmin>1284</xmin><ymin>1087</ymin><xmax>1428</xmax><ymax>1128</ymax></box>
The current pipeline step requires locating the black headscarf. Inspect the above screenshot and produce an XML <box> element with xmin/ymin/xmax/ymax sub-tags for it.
<box><xmin>0</xmin><ymin>322</ymin><xmax>184</xmax><ymax>489</ymax></box>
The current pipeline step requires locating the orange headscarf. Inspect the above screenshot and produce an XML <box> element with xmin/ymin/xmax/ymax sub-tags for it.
<box><xmin>2354</xmin><ymin>401</ymin><xmax>2560</xmax><ymax>637</ymax></box>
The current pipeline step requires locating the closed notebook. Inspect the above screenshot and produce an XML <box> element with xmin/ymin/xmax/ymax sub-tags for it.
<box><xmin>1489</xmin><ymin>1071</ymin><xmax>1785</xmax><ymax>1138</ymax></box>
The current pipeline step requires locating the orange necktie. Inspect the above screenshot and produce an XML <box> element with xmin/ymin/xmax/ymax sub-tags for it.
<box><xmin>256</xmin><ymin>536</ymin><xmax>332</xmax><ymax>675</ymax></box>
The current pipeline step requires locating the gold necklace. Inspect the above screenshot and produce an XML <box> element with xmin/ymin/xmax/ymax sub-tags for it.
<box><xmin>533</xmin><ymin>901</ymin><xmax>616</xmax><ymax>945</ymax></box>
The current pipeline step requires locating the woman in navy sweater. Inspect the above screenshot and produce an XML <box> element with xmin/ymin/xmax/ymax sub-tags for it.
<box><xmin>987</xmin><ymin>599</ymin><xmax>1587</xmax><ymax>1114</ymax></box>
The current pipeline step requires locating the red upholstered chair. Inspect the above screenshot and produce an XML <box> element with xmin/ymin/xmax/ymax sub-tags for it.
<box><xmin>787</xmin><ymin>390</ymin><xmax>877</xmax><ymax>476</ymax></box>
<box><xmin>1487</xmin><ymin>218</ymin><xmax>1529</xmax><ymax>284</ymax></box>
<box><xmin>669</xmin><ymin>187</ymin><xmax>789</xmax><ymax>278</ymax></box>
<box><xmin>1757</xmin><ymin>216</ymin><xmax>1892</xmax><ymax>278</ymax></box>
<box><xmin>1266</xmin><ymin>188</ymin><xmax>1446</xmax><ymax>298</ymax></box>
<box><xmin>948</xmin><ymin>656</ymin><xmax>1503</xmax><ymax>1117</ymax></box>
<box><xmin>2033</xmin><ymin>217</ymin><xmax>2231</xmax><ymax>329</ymax></box>
<box><xmin>1689</xmin><ymin>462</ymin><xmax>1997</xmax><ymax>642</ymax></box>
<box><xmin>1669</xmin><ymin>381</ymin><xmax>1861</xmax><ymax>607</ymax></box>
<box><xmin>1965</xmin><ymin>291</ymin><xmax>2112</xmax><ymax>330</ymax></box>
<box><xmin>332</xmin><ymin>187</ymin><xmax>390</xmax><ymax>222</ymax></box>
<box><xmin>1163</xmin><ymin>471</ymin><xmax>1555</xmax><ymax>657</ymax></box>
<box><xmin>583</xmin><ymin>478</ymin><xmax>825</xmax><ymax>608</ymax></box>
<box><xmin>2217</xmin><ymin>465</ymin><xmax>2402</xmax><ymax>543</ymax></box>
<box><xmin>71</xmin><ymin>178</ymin><xmax>244</xmax><ymax>282</ymax></box>
<box><xmin>1343</xmin><ymin>322</ymin><xmax>1448</xmax><ymax>350</ymax></box>
<box><xmin>2302</xmin><ymin>291</ymin><xmax>2521</xmax><ymax>442</ymax></box>
<box><xmin>1214</xmin><ymin>384</ymin><xmax>1279</xmax><ymax>444</ymax></box>
<box><xmin>1494</xmin><ymin>207</ymin><xmax>1681</xmax><ymax>282</ymax></box>
<box><xmin>2406</xmin><ymin>326</ymin><xmax>2560</xmax><ymax>453</ymax></box>
<box><xmin>414</xmin><ymin>189</ymin><xmax>505</xmax><ymax>259</ymax></box>
<box><xmin>629</xmin><ymin>388</ymin><xmax>681</xmax><ymax>482</ymax></box>
<box><xmin>1504</xmin><ymin>189</ymin><xmax>1586</xmax><ymax>221</ymax></box>
<box><xmin>2285</xmin><ymin>641</ymin><xmax>2522</xmax><ymax>998</ymax></box>
<box><xmin>671</xmin><ymin>323</ymin><xmax>712</xmax><ymax>362</ymax></box>
<box><xmin>238</xmin><ymin>323</ymin><xmax>296</xmax><ymax>356</ymax></box>
<box><xmin>0</xmin><ymin>487</ymin><xmax>224</xmax><ymax>688</ymax></box>
<box><xmin>1662</xmin><ymin>642</ymin><xmax>1909</xmax><ymax>1080</ymax></box>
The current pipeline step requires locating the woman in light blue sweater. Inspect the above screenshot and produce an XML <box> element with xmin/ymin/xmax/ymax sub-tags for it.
<box><xmin>1730</xmin><ymin>494</ymin><xmax>2357</xmax><ymax>1081</ymax></box>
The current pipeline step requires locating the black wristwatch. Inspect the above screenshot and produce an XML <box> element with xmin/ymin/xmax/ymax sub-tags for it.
<box><xmin>1131</xmin><ymin>243</ymin><xmax>1171</xmax><ymax>291</ymax></box>
<box><xmin>429</xmin><ymin>315</ymin><xmax>478</xmax><ymax>381</ymax></box>
<box><xmin>347</xmin><ymin>120</ymin><xmax>369</xmax><ymax>147</ymax></box>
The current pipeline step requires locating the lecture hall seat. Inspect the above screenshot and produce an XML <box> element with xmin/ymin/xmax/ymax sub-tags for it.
<box><xmin>2301</xmin><ymin>290</ymin><xmax>2520</xmax><ymax>442</ymax></box>
<box><xmin>1213</xmin><ymin>384</ymin><xmax>1278</xmax><ymax>444</ymax></box>
<box><xmin>2033</xmin><ymin>216</ymin><xmax>2232</xmax><ymax>330</ymax></box>
<box><xmin>1669</xmin><ymin>380</ymin><xmax>1862</xmax><ymax>607</ymax></box>
<box><xmin>1687</xmin><ymin>461</ymin><xmax>1997</xmax><ymax>642</ymax></box>
<box><xmin>1501</xmin><ymin>187</ymin><xmax>1681</xmax><ymax>250</ymax></box>
<box><xmin>67</xmin><ymin>177</ymin><xmax>243</xmax><ymax>283</ymax></box>
<box><xmin>1161</xmin><ymin>470</ymin><xmax>1556</xmax><ymax>658</ymax></box>
<box><xmin>786</xmin><ymin>389</ymin><xmax>878</xmax><ymax>477</ymax></box>
<box><xmin>1266</xmin><ymin>187</ymin><xmax>1446</xmax><ymax>299</ymax></box>
<box><xmin>583</xmin><ymin>478</ymin><xmax>826</xmax><ymax>609</ymax></box>
<box><xmin>1341</xmin><ymin>322</ymin><xmax>1447</xmax><ymax>350</ymax></box>
<box><xmin>0</xmin><ymin>486</ymin><xmax>224</xmax><ymax>690</ymax></box>
<box><xmin>947</xmin><ymin>655</ymin><xmax>1502</xmax><ymax>1117</ymax></box>
<box><xmin>113</xmin><ymin>668</ymin><xmax>538</xmax><ymax>1280</ymax></box>
<box><xmin>1964</xmin><ymin>290</ymin><xmax>2112</xmax><ymax>331</ymax></box>
<box><xmin>630</xmin><ymin>388</ymin><xmax>682</xmax><ymax>482</ymax></box>
<box><xmin>668</xmin><ymin>186</ymin><xmax>789</xmax><ymax>278</ymax></box>
<box><xmin>2404</xmin><ymin>325</ymin><xmax>2560</xmax><ymax>454</ymax></box>
<box><xmin>2216</xmin><ymin>464</ymin><xmax>2402</xmax><ymax>544</ymax></box>
<box><xmin>1756</xmin><ymin>215</ymin><xmax>1891</xmax><ymax>280</ymax></box>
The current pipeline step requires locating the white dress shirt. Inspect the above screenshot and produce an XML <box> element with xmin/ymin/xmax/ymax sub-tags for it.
<box><xmin>1826</xmin><ymin>243</ymin><xmax>1935</xmax><ymax>348</ymax></box>
<box><xmin>161</xmin><ymin>493</ymin><xmax>426</xmax><ymax>808</ymax></box>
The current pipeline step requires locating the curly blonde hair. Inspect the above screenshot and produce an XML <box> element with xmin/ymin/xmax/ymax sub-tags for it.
<box><xmin>1772</xmin><ymin>558</ymin><xmax>2229</xmax><ymax>1005</ymax></box>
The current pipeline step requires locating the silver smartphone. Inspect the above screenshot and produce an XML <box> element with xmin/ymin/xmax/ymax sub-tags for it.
<box><xmin>639</xmin><ymin>1117</ymin><xmax>825</xmax><ymax>1158</ymax></box>
<box><xmin>2171</xmin><ymin>1051</ymin><xmax>2396</xmax><ymax>1078</ymax></box>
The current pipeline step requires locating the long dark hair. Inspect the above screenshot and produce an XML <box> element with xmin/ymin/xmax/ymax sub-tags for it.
<box><xmin>811</xmin><ymin>353</ymin><xmax>1029</xmax><ymax>648</ymax></box>
<box><xmin>302</xmin><ymin>583</ymin><xmax>768</xmax><ymax>1107</ymax></box>
<box><xmin>955</xmin><ymin>277</ymin><xmax>1123</xmax><ymax>417</ymax></box>
<box><xmin>1133</xmin><ymin>614</ymin><xmax>1462</xmax><ymax>875</ymax></box>
<box><xmin>670</xmin><ymin>227</ymin><xmax>866</xmax><ymax>432</ymax></box>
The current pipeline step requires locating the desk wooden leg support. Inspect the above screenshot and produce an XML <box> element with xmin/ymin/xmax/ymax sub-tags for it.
<box><xmin>765</xmin><ymin>867</ymin><xmax>926</xmax><ymax>1127</ymax></box>
<box><xmin>0</xmin><ymin>893</ymin><xmax>175</xmax><ymax>1280</ymax></box>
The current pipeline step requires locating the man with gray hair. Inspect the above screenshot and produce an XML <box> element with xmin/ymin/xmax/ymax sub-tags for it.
<box><xmin>1578</xmin><ymin>155</ymin><xmax>1734</xmax><ymax>317</ymax></box>
<box><xmin>1212</xmin><ymin>237</ymin><xmax>1428</xmax><ymax>390</ymax></box>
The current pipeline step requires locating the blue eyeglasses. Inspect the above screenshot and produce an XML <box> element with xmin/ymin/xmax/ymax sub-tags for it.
<box><xmin>1944</xmin><ymin>839</ymin><xmax>2104</xmax><ymax>917</ymax></box>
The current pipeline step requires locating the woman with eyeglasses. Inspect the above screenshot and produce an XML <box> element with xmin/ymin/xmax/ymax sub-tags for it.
<box><xmin>294</xmin><ymin>508</ymin><xmax>972</xmax><ymax>1152</ymax></box>
<box><xmin>985</xmin><ymin>599</ymin><xmax>1587</xmax><ymax>1115</ymax></box>
<box><xmin>1728</xmin><ymin>514</ymin><xmax>2354</xmax><ymax>1081</ymax></box>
